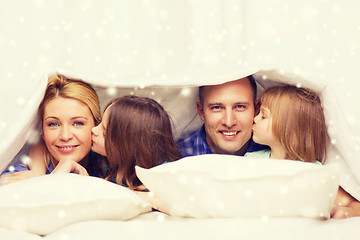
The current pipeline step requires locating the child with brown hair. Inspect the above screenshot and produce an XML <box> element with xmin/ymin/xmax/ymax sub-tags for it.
<box><xmin>246</xmin><ymin>85</ymin><xmax>327</xmax><ymax>163</ymax></box>
<box><xmin>91</xmin><ymin>95</ymin><xmax>181</xmax><ymax>190</ymax></box>
<box><xmin>246</xmin><ymin>84</ymin><xmax>360</xmax><ymax>218</ymax></box>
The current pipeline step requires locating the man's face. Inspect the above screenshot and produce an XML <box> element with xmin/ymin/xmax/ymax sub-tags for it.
<box><xmin>197</xmin><ymin>78</ymin><xmax>255</xmax><ymax>155</ymax></box>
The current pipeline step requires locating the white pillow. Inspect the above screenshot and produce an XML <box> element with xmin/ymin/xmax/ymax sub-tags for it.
<box><xmin>0</xmin><ymin>173</ymin><xmax>152</xmax><ymax>235</ymax></box>
<box><xmin>136</xmin><ymin>154</ymin><xmax>340</xmax><ymax>219</ymax></box>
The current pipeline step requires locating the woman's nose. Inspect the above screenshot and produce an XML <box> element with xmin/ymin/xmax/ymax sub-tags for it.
<box><xmin>59</xmin><ymin>125</ymin><xmax>73</xmax><ymax>141</ymax></box>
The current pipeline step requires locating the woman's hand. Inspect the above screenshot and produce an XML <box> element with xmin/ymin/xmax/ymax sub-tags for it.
<box><xmin>0</xmin><ymin>170</ymin><xmax>44</xmax><ymax>185</ymax></box>
<box><xmin>51</xmin><ymin>159</ymin><xmax>89</xmax><ymax>176</ymax></box>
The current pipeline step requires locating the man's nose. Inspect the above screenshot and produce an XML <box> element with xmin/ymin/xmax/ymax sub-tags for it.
<box><xmin>222</xmin><ymin>109</ymin><xmax>236</xmax><ymax>128</ymax></box>
<box><xmin>59</xmin><ymin>125</ymin><xmax>73</xmax><ymax>141</ymax></box>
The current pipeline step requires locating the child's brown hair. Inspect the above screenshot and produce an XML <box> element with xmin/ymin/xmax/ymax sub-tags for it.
<box><xmin>259</xmin><ymin>85</ymin><xmax>328</xmax><ymax>163</ymax></box>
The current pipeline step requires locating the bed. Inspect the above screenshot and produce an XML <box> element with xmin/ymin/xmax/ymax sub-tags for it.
<box><xmin>3</xmin><ymin>212</ymin><xmax>359</xmax><ymax>240</ymax></box>
<box><xmin>1</xmin><ymin>65</ymin><xmax>360</xmax><ymax>239</ymax></box>
<box><xmin>2</xmin><ymin>211</ymin><xmax>359</xmax><ymax>240</ymax></box>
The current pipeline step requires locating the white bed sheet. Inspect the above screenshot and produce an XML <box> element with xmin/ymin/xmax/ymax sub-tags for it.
<box><xmin>0</xmin><ymin>227</ymin><xmax>43</xmax><ymax>240</ymax></box>
<box><xmin>30</xmin><ymin>211</ymin><xmax>360</xmax><ymax>240</ymax></box>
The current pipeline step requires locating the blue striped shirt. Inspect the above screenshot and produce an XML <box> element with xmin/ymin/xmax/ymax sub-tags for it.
<box><xmin>177</xmin><ymin>124</ymin><xmax>268</xmax><ymax>157</ymax></box>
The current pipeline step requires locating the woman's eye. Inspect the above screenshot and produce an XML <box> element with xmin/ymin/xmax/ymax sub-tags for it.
<box><xmin>48</xmin><ymin>122</ymin><xmax>59</xmax><ymax>127</ymax></box>
<box><xmin>73</xmin><ymin>121</ymin><xmax>84</xmax><ymax>127</ymax></box>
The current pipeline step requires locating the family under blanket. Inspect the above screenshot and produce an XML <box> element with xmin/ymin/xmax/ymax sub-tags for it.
<box><xmin>0</xmin><ymin>73</ymin><xmax>358</xmax><ymax>218</ymax></box>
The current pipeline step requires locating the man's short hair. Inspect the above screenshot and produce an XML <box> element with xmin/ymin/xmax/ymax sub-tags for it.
<box><xmin>198</xmin><ymin>75</ymin><xmax>257</xmax><ymax>106</ymax></box>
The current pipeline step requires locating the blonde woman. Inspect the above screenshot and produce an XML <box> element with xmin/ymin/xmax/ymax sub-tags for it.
<box><xmin>0</xmin><ymin>74</ymin><xmax>108</xmax><ymax>183</ymax></box>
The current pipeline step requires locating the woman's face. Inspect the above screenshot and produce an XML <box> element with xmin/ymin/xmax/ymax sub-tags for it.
<box><xmin>42</xmin><ymin>97</ymin><xmax>95</xmax><ymax>163</ymax></box>
<box><xmin>91</xmin><ymin>105</ymin><xmax>111</xmax><ymax>157</ymax></box>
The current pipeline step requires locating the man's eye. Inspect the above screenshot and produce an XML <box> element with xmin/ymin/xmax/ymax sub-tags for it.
<box><xmin>73</xmin><ymin>121</ymin><xmax>84</xmax><ymax>127</ymax></box>
<box><xmin>235</xmin><ymin>105</ymin><xmax>245</xmax><ymax>110</ymax></box>
<box><xmin>211</xmin><ymin>106</ymin><xmax>221</xmax><ymax>111</ymax></box>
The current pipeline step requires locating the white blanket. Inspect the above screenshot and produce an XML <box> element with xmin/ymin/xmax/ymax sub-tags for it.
<box><xmin>1</xmin><ymin>65</ymin><xmax>359</xmax><ymax>201</ymax></box>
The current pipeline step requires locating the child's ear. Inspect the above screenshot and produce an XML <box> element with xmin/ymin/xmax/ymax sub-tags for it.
<box><xmin>196</xmin><ymin>102</ymin><xmax>205</xmax><ymax>121</ymax></box>
<box><xmin>254</xmin><ymin>99</ymin><xmax>260</xmax><ymax>116</ymax></box>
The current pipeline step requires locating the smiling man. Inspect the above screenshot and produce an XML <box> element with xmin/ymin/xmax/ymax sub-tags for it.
<box><xmin>177</xmin><ymin>76</ymin><xmax>267</xmax><ymax>157</ymax></box>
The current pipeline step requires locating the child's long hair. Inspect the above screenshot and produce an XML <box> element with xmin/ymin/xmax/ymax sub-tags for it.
<box><xmin>104</xmin><ymin>95</ymin><xmax>181</xmax><ymax>190</ymax></box>
<box><xmin>259</xmin><ymin>85</ymin><xmax>328</xmax><ymax>163</ymax></box>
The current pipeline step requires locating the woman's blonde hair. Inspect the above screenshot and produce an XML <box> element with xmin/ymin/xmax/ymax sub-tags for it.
<box><xmin>39</xmin><ymin>73</ymin><xmax>101</xmax><ymax>169</ymax></box>
<box><xmin>259</xmin><ymin>85</ymin><xmax>328</xmax><ymax>163</ymax></box>
<box><xmin>104</xmin><ymin>95</ymin><xmax>181</xmax><ymax>190</ymax></box>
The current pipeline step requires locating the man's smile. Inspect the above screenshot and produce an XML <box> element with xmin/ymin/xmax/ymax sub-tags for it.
<box><xmin>220</xmin><ymin>131</ymin><xmax>239</xmax><ymax>136</ymax></box>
